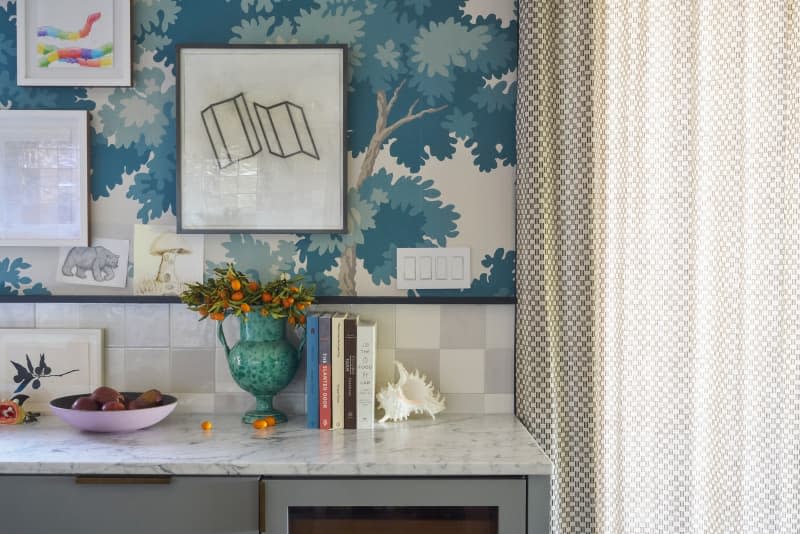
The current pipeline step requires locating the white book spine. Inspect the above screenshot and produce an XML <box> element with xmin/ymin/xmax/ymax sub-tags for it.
<box><xmin>331</xmin><ymin>314</ymin><xmax>345</xmax><ymax>430</ymax></box>
<box><xmin>356</xmin><ymin>320</ymin><xmax>377</xmax><ymax>429</ymax></box>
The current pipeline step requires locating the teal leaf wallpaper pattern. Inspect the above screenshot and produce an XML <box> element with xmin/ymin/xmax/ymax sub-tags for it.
<box><xmin>0</xmin><ymin>0</ymin><xmax>516</xmax><ymax>297</ymax></box>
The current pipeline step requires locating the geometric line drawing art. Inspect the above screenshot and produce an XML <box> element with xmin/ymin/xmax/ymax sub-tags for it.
<box><xmin>201</xmin><ymin>93</ymin><xmax>263</xmax><ymax>170</ymax></box>
<box><xmin>253</xmin><ymin>101</ymin><xmax>320</xmax><ymax>160</ymax></box>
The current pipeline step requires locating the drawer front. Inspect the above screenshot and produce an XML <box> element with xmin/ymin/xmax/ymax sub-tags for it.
<box><xmin>0</xmin><ymin>475</ymin><xmax>259</xmax><ymax>534</ymax></box>
<box><xmin>261</xmin><ymin>477</ymin><xmax>526</xmax><ymax>534</ymax></box>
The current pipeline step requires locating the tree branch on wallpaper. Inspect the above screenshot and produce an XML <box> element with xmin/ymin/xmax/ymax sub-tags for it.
<box><xmin>335</xmin><ymin>80</ymin><xmax>448</xmax><ymax>295</ymax></box>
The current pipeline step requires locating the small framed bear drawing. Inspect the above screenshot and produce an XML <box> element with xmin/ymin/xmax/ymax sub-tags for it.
<box><xmin>56</xmin><ymin>238</ymin><xmax>129</xmax><ymax>289</ymax></box>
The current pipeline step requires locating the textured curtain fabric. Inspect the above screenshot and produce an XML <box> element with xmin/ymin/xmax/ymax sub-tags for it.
<box><xmin>516</xmin><ymin>1</ymin><xmax>597</xmax><ymax>532</ymax></box>
<box><xmin>516</xmin><ymin>1</ymin><xmax>799</xmax><ymax>533</ymax></box>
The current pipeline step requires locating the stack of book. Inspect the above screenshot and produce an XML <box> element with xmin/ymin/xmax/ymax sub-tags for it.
<box><xmin>304</xmin><ymin>313</ymin><xmax>377</xmax><ymax>429</ymax></box>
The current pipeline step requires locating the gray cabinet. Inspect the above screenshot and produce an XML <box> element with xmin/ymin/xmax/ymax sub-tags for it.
<box><xmin>0</xmin><ymin>475</ymin><xmax>259</xmax><ymax>534</ymax></box>
<box><xmin>260</xmin><ymin>477</ymin><xmax>533</xmax><ymax>534</ymax></box>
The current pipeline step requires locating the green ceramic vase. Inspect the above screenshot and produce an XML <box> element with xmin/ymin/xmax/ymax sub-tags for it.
<box><xmin>217</xmin><ymin>311</ymin><xmax>301</xmax><ymax>424</ymax></box>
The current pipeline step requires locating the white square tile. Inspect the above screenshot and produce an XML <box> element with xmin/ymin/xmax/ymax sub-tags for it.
<box><xmin>103</xmin><ymin>348</ymin><xmax>126</xmax><ymax>390</ymax></box>
<box><xmin>484</xmin><ymin>394</ymin><xmax>514</xmax><ymax>414</ymax></box>
<box><xmin>173</xmin><ymin>393</ymin><xmax>215</xmax><ymax>414</ymax></box>
<box><xmin>170</xmin><ymin>304</ymin><xmax>216</xmax><ymax>348</ymax></box>
<box><xmin>216</xmin><ymin>315</ymin><xmax>240</xmax><ymax>350</ymax></box>
<box><xmin>274</xmin><ymin>393</ymin><xmax>306</xmax><ymax>415</ymax></box>
<box><xmin>215</xmin><ymin>347</ymin><xmax>241</xmax><ymax>393</ymax></box>
<box><xmin>486</xmin><ymin>305</ymin><xmax>515</xmax><ymax>349</ymax></box>
<box><xmin>35</xmin><ymin>303</ymin><xmax>79</xmax><ymax>328</ymax></box>
<box><xmin>396</xmin><ymin>305</ymin><xmax>441</xmax><ymax>349</ymax></box>
<box><xmin>0</xmin><ymin>304</ymin><xmax>35</xmax><ymax>327</ymax></box>
<box><xmin>214</xmin><ymin>393</ymin><xmax>254</xmax><ymax>413</ymax></box>
<box><xmin>125</xmin><ymin>304</ymin><xmax>170</xmax><ymax>347</ymax></box>
<box><xmin>439</xmin><ymin>349</ymin><xmax>485</xmax><ymax>394</ymax></box>
<box><xmin>124</xmin><ymin>348</ymin><xmax>171</xmax><ymax>392</ymax></box>
<box><xmin>78</xmin><ymin>303</ymin><xmax>125</xmax><ymax>346</ymax></box>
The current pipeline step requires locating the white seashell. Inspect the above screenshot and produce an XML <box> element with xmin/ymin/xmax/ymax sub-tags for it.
<box><xmin>377</xmin><ymin>361</ymin><xmax>446</xmax><ymax>423</ymax></box>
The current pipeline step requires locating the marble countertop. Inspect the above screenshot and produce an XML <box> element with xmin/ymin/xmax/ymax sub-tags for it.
<box><xmin>0</xmin><ymin>414</ymin><xmax>551</xmax><ymax>477</ymax></box>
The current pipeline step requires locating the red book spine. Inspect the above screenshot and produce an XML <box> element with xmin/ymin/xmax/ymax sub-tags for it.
<box><xmin>318</xmin><ymin>315</ymin><xmax>332</xmax><ymax>430</ymax></box>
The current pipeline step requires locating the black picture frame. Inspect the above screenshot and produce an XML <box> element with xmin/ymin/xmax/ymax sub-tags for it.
<box><xmin>175</xmin><ymin>44</ymin><xmax>348</xmax><ymax>234</ymax></box>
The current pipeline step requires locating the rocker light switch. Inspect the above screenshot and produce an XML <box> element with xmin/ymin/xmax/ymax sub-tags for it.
<box><xmin>419</xmin><ymin>257</ymin><xmax>432</xmax><ymax>279</ymax></box>
<box><xmin>403</xmin><ymin>257</ymin><xmax>416</xmax><ymax>280</ymax></box>
<box><xmin>395</xmin><ymin>247</ymin><xmax>471</xmax><ymax>290</ymax></box>
<box><xmin>435</xmin><ymin>257</ymin><xmax>448</xmax><ymax>279</ymax></box>
<box><xmin>451</xmin><ymin>257</ymin><xmax>464</xmax><ymax>280</ymax></box>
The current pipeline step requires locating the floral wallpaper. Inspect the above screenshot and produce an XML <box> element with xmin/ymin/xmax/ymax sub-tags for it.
<box><xmin>0</xmin><ymin>0</ymin><xmax>517</xmax><ymax>297</ymax></box>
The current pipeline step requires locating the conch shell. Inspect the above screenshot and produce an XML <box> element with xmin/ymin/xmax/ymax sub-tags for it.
<box><xmin>377</xmin><ymin>361</ymin><xmax>445</xmax><ymax>423</ymax></box>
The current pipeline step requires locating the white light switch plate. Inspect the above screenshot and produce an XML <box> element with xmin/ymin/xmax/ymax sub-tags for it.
<box><xmin>396</xmin><ymin>247</ymin><xmax>471</xmax><ymax>289</ymax></box>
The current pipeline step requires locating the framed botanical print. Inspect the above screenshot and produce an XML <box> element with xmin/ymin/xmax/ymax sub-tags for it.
<box><xmin>16</xmin><ymin>0</ymin><xmax>132</xmax><ymax>87</ymax></box>
<box><xmin>0</xmin><ymin>328</ymin><xmax>102</xmax><ymax>413</ymax></box>
<box><xmin>176</xmin><ymin>45</ymin><xmax>347</xmax><ymax>234</ymax></box>
<box><xmin>0</xmin><ymin>110</ymin><xmax>89</xmax><ymax>247</ymax></box>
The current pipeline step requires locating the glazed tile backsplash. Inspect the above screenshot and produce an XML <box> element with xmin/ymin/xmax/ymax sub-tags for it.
<box><xmin>0</xmin><ymin>304</ymin><xmax>515</xmax><ymax>415</ymax></box>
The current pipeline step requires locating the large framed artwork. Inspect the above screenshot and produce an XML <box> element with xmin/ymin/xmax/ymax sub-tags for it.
<box><xmin>16</xmin><ymin>0</ymin><xmax>132</xmax><ymax>87</ymax></box>
<box><xmin>176</xmin><ymin>45</ymin><xmax>347</xmax><ymax>234</ymax></box>
<box><xmin>0</xmin><ymin>328</ymin><xmax>102</xmax><ymax>413</ymax></box>
<box><xmin>0</xmin><ymin>110</ymin><xmax>89</xmax><ymax>247</ymax></box>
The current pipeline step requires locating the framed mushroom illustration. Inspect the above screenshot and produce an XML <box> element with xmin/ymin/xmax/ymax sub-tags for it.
<box><xmin>132</xmin><ymin>225</ymin><xmax>204</xmax><ymax>296</ymax></box>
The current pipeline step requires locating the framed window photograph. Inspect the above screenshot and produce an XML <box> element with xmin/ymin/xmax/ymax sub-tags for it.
<box><xmin>16</xmin><ymin>0</ymin><xmax>132</xmax><ymax>87</ymax></box>
<box><xmin>0</xmin><ymin>110</ymin><xmax>89</xmax><ymax>247</ymax></box>
<box><xmin>176</xmin><ymin>45</ymin><xmax>347</xmax><ymax>234</ymax></box>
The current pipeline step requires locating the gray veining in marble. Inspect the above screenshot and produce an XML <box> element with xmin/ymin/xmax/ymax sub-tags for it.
<box><xmin>0</xmin><ymin>414</ymin><xmax>551</xmax><ymax>477</ymax></box>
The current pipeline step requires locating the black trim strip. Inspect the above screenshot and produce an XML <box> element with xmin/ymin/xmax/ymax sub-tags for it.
<box><xmin>0</xmin><ymin>295</ymin><xmax>516</xmax><ymax>305</ymax></box>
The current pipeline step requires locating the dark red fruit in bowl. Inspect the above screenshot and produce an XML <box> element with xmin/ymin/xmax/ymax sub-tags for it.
<box><xmin>101</xmin><ymin>401</ymin><xmax>126</xmax><ymax>411</ymax></box>
<box><xmin>91</xmin><ymin>386</ymin><xmax>123</xmax><ymax>405</ymax></box>
<box><xmin>71</xmin><ymin>396</ymin><xmax>100</xmax><ymax>411</ymax></box>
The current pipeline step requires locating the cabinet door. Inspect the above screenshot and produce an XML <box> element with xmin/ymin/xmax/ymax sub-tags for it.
<box><xmin>261</xmin><ymin>477</ymin><xmax>526</xmax><ymax>534</ymax></box>
<box><xmin>0</xmin><ymin>475</ymin><xmax>259</xmax><ymax>534</ymax></box>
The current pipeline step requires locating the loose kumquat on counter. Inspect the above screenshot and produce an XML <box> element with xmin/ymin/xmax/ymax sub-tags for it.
<box><xmin>200</xmin><ymin>420</ymin><xmax>213</xmax><ymax>431</ymax></box>
<box><xmin>252</xmin><ymin>419</ymin><xmax>268</xmax><ymax>430</ymax></box>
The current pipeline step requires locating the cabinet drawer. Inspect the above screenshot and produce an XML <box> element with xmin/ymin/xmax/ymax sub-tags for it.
<box><xmin>261</xmin><ymin>477</ymin><xmax>526</xmax><ymax>534</ymax></box>
<box><xmin>0</xmin><ymin>475</ymin><xmax>259</xmax><ymax>534</ymax></box>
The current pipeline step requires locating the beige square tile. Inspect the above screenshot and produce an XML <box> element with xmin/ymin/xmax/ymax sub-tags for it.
<box><xmin>486</xmin><ymin>305</ymin><xmax>515</xmax><ymax>349</ymax></box>
<box><xmin>375</xmin><ymin>348</ymin><xmax>395</xmax><ymax>391</ymax></box>
<box><xmin>394</xmin><ymin>349</ymin><xmax>440</xmax><ymax>390</ymax></box>
<box><xmin>171</xmin><ymin>349</ymin><xmax>215</xmax><ymax>393</ymax></box>
<box><xmin>124</xmin><ymin>348</ymin><xmax>170</xmax><ymax>392</ymax></box>
<box><xmin>396</xmin><ymin>305</ymin><xmax>441</xmax><ymax>349</ymax></box>
<box><xmin>484</xmin><ymin>348</ymin><xmax>514</xmax><ymax>394</ymax></box>
<box><xmin>439</xmin><ymin>349</ymin><xmax>485</xmax><ymax>394</ymax></box>
<box><xmin>484</xmin><ymin>394</ymin><xmax>514</xmax><ymax>414</ymax></box>
<box><xmin>443</xmin><ymin>394</ymin><xmax>484</xmax><ymax>414</ymax></box>
<box><xmin>439</xmin><ymin>305</ymin><xmax>486</xmax><ymax>349</ymax></box>
<box><xmin>35</xmin><ymin>303</ymin><xmax>79</xmax><ymax>328</ymax></box>
<box><xmin>79</xmin><ymin>303</ymin><xmax>125</xmax><ymax>346</ymax></box>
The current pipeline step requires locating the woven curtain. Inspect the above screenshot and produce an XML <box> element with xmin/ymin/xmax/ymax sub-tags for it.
<box><xmin>517</xmin><ymin>1</ymin><xmax>799</xmax><ymax>533</ymax></box>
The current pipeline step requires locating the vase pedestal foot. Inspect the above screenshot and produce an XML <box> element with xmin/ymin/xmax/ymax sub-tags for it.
<box><xmin>242</xmin><ymin>395</ymin><xmax>287</xmax><ymax>424</ymax></box>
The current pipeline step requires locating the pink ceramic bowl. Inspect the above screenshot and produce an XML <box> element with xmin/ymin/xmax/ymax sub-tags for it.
<box><xmin>50</xmin><ymin>392</ymin><xmax>177</xmax><ymax>433</ymax></box>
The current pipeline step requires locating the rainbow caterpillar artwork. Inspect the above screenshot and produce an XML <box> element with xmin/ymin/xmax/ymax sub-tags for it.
<box><xmin>36</xmin><ymin>12</ymin><xmax>112</xmax><ymax>69</ymax></box>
